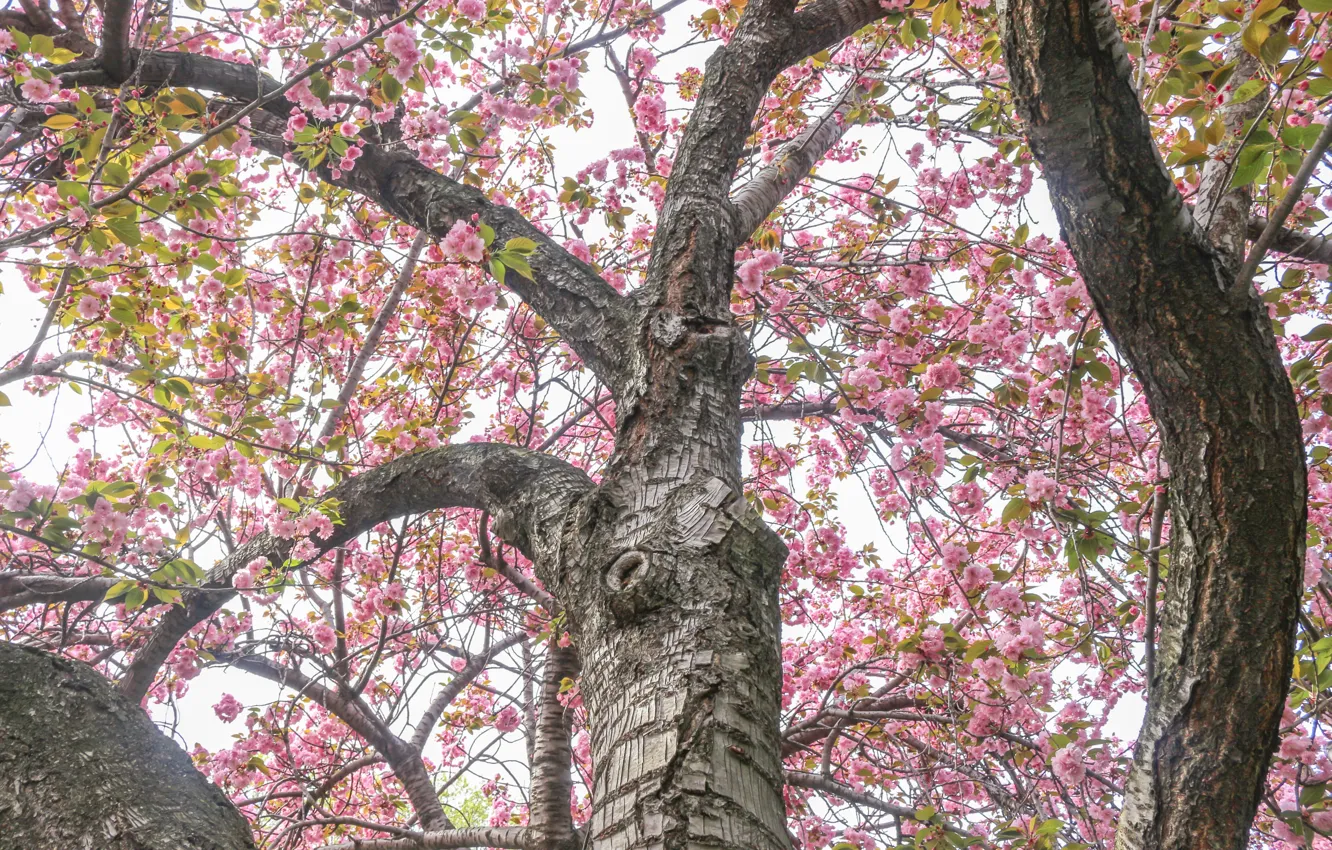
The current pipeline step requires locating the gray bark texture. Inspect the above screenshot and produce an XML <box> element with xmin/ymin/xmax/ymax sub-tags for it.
<box><xmin>0</xmin><ymin>642</ymin><xmax>257</xmax><ymax>850</ymax></box>
<box><xmin>999</xmin><ymin>0</ymin><xmax>1308</xmax><ymax>849</ymax></box>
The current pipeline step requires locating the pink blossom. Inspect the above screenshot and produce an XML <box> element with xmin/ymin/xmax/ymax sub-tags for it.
<box><xmin>457</xmin><ymin>0</ymin><xmax>486</xmax><ymax>21</ymax></box>
<box><xmin>384</xmin><ymin>25</ymin><xmax>419</xmax><ymax>63</ymax></box>
<box><xmin>444</xmin><ymin>220</ymin><xmax>486</xmax><ymax>263</ymax></box>
<box><xmin>76</xmin><ymin>295</ymin><xmax>102</xmax><ymax>319</ymax></box>
<box><xmin>924</xmin><ymin>358</ymin><xmax>962</xmax><ymax>389</ymax></box>
<box><xmin>1051</xmin><ymin>744</ymin><xmax>1087</xmax><ymax>785</ymax></box>
<box><xmin>1319</xmin><ymin>365</ymin><xmax>1332</xmax><ymax>394</ymax></box>
<box><xmin>214</xmin><ymin>694</ymin><xmax>244</xmax><ymax>723</ymax></box>
<box><xmin>636</xmin><ymin>94</ymin><xmax>668</xmax><ymax>134</ymax></box>
<box><xmin>1024</xmin><ymin>470</ymin><xmax>1058</xmax><ymax>502</ymax></box>
<box><xmin>494</xmin><ymin>705</ymin><xmax>522</xmax><ymax>732</ymax></box>
<box><xmin>20</xmin><ymin>77</ymin><xmax>58</xmax><ymax>102</ymax></box>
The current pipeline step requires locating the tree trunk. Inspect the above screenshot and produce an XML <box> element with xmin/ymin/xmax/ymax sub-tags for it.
<box><xmin>0</xmin><ymin>642</ymin><xmax>257</xmax><ymax>850</ymax></box>
<box><xmin>999</xmin><ymin>0</ymin><xmax>1308</xmax><ymax>847</ymax></box>
<box><xmin>535</xmin><ymin>320</ymin><xmax>793</xmax><ymax>850</ymax></box>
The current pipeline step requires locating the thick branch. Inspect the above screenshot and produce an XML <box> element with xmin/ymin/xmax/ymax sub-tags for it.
<box><xmin>53</xmin><ymin>51</ymin><xmax>637</xmax><ymax>393</ymax></box>
<box><xmin>1248</xmin><ymin>217</ymin><xmax>1332</xmax><ymax>266</ymax></box>
<box><xmin>98</xmin><ymin>0</ymin><xmax>134</xmax><ymax>81</ymax></box>
<box><xmin>117</xmin><ymin>444</ymin><xmax>594</xmax><ymax>705</ymax></box>
<box><xmin>781</xmin><ymin>0</ymin><xmax>896</xmax><ymax>67</ymax></box>
<box><xmin>319</xmin><ymin>827</ymin><xmax>539</xmax><ymax>850</ymax></box>
<box><xmin>0</xmin><ymin>642</ymin><xmax>257</xmax><ymax>850</ymax></box>
<box><xmin>643</xmin><ymin>0</ymin><xmax>802</xmax><ymax>319</ymax></box>
<box><xmin>732</xmin><ymin>89</ymin><xmax>859</xmax><ymax>239</ymax></box>
<box><xmin>0</xmin><ymin>571</ymin><xmax>116</xmax><ymax>612</ymax></box>
<box><xmin>527</xmin><ymin>644</ymin><xmax>580</xmax><ymax>850</ymax></box>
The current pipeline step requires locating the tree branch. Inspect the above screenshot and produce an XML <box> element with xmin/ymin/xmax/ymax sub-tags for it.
<box><xmin>732</xmin><ymin>86</ymin><xmax>860</xmax><ymax>239</ymax></box>
<box><xmin>0</xmin><ymin>572</ymin><xmax>117</xmax><ymax>612</ymax></box>
<box><xmin>527</xmin><ymin>644</ymin><xmax>579</xmax><ymax>850</ymax></box>
<box><xmin>49</xmin><ymin>50</ymin><xmax>637</xmax><ymax>393</ymax></box>
<box><xmin>1236</xmin><ymin>113</ymin><xmax>1332</xmax><ymax>290</ymax></box>
<box><xmin>407</xmin><ymin>632</ymin><xmax>528</xmax><ymax>751</ymax></box>
<box><xmin>783</xmin><ymin>771</ymin><xmax>918</xmax><ymax>820</ymax></box>
<box><xmin>224</xmin><ymin>652</ymin><xmax>453</xmax><ymax>830</ymax></box>
<box><xmin>999</xmin><ymin>0</ymin><xmax>1307</xmax><ymax>847</ymax></box>
<box><xmin>1248</xmin><ymin>217</ymin><xmax>1332</xmax><ymax>266</ymax></box>
<box><xmin>97</xmin><ymin>0</ymin><xmax>134</xmax><ymax>82</ymax></box>
<box><xmin>318</xmin><ymin>231</ymin><xmax>428</xmax><ymax>443</ymax></box>
<box><xmin>318</xmin><ymin>827</ymin><xmax>538</xmax><ymax>850</ymax></box>
<box><xmin>117</xmin><ymin>444</ymin><xmax>594</xmax><ymax>705</ymax></box>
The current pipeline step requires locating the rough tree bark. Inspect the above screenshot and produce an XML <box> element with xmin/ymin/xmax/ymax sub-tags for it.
<box><xmin>999</xmin><ymin>1</ymin><xmax>1308</xmax><ymax>849</ymax></box>
<box><xmin>0</xmin><ymin>642</ymin><xmax>258</xmax><ymax>850</ymax></box>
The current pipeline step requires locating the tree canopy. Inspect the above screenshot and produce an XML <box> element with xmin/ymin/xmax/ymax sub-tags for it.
<box><xmin>0</xmin><ymin>0</ymin><xmax>1329</xmax><ymax>848</ymax></box>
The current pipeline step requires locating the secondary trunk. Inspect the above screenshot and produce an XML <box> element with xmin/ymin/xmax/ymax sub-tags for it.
<box><xmin>999</xmin><ymin>0</ymin><xmax>1308</xmax><ymax>847</ymax></box>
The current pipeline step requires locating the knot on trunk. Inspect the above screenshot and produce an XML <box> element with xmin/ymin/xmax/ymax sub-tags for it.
<box><xmin>604</xmin><ymin>549</ymin><xmax>670</xmax><ymax>623</ymax></box>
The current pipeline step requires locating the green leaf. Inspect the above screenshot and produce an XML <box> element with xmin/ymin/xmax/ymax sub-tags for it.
<box><xmin>123</xmin><ymin>586</ymin><xmax>147</xmax><ymax>610</ymax></box>
<box><xmin>151</xmin><ymin>586</ymin><xmax>183</xmax><ymax>605</ymax></box>
<box><xmin>1085</xmin><ymin>360</ymin><xmax>1112</xmax><ymax>382</ymax></box>
<box><xmin>1001</xmin><ymin>498</ymin><xmax>1031</xmax><ymax>524</ymax></box>
<box><xmin>106</xmin><ymin>216</ymin><xmax>141</xmax><ymax>246</ymax></box>
<box><xmin>963</xmin><ymin>639</ymin><xmax>992</xmax><ymax>663</ymax></box>
<box><xmin>381</xmin><ymin>74</ymin><xmax>403</xmax><ymax>103</ymax></box>
<box><xmin>1300</xmin><ymin>0</ymin><xmax>1332</xmax><ymax>12</ymax></box>
<box><xmin>57</xmin><ymin>180</ymin><xmax>89</xmax><ymax>205</ymax></box>
<box><xmin>503</xmin><ymin>236</ymin><xmax>538</xmax><ymax>255</ymax></box>
<box><xmin>1304</xmin><ymin>324</ymin><xmax>1332</xmax><ymax>342</ymax></box>
<box><xmin>1230</xmin><ymin>79</ymin><xmax>1266</xmax><ymax>104</ymax></box>
<box><xmin>104</xmin><ymin>579</ymin><xmax>136</xmax><ymax>601</ymax></box>
<box><xmin>186</xmin><ymin>434</ymin><xmax>226</xmax><ymax>450</ymax></box>
<box><xmin>496</xmin><ymin>251</ymin><xmax>534</xmax><ymax>281</ymax></box>
<box><xmin>100</xmin><ymin>481</ymin><xmax>137</xmax><ymax>500</ymax></box>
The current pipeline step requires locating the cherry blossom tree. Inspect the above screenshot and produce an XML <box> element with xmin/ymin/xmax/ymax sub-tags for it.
<box><xmin>0</xmin><ymin>0</ymin><xmax>1329</xmax><ymax>848</ymax></box>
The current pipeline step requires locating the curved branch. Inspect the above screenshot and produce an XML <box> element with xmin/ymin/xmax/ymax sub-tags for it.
<box><xmin>117</xmin><ymin>443</ymin><xmax>594</xmax><ymax>705</ymax></box>
<box><xmin>51</xmin><ymin>51</ymin><xmax>637</xmax><ymax>392</ymax></box>
<box><xmin>782</xmin><ymin>0</ymin><xmax>897</xmax><ymax>67</ymax></box>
